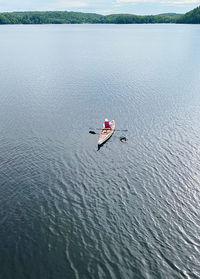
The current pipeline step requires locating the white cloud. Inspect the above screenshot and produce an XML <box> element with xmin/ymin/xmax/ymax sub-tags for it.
<box><xmin>55</xmin><ymin>0</ymin><xmax>88</xmax><ymax>8</ymax></box>
<box><xmin>0</xmin><ymin>0</ymin><xmax>88</xmax><ymax>11</ymax></box>
<box><xmin>41</xmin><ymin>0</ymin><xmax>89</xmax><ymax>11</ymax></box>
<box><xmin>0</xmin><ymin>0</ymin><xmax>199</xmax><ymax>13</ymax></box>
<box><xmin>165</xmin><ymin>0</ymin><xmax>200</xmax><ymax>3</ymax></box>
<box><xmin>116</xmin><ymin>0</ymin><xmax>200</xmax><ymax>4</ymax></box>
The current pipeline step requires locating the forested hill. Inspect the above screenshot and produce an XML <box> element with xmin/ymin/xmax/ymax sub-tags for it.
<box><xmin>158</xmin><ymin>13</ymin><xmax>182</xmax><ymax>18</ymax></box>
<box><xmin>177</xmin><ymin>6</ymin><xmax>200</xmax><ymax>23</ymax></box>
<box><xmin>0</xmin><ymin>11</ymin><xmax>183</xmax><ymax>24</ymax></box>
<box><xmin>0</xmin><ymin>8</ymin><xmax>199</xmax><ymax>24</ymax></box>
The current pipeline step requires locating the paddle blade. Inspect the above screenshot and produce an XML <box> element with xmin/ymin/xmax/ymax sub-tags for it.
<box><xmin>89</xmin><ymin>131</ymin><xmax>96</xmax><ymax>134</ymax></box>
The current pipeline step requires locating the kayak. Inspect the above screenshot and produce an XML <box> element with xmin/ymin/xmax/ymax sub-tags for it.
<box><xmin>98</xmin><ymin>120</ymin><xmax>115</xmax><ymax>146</ymax></box>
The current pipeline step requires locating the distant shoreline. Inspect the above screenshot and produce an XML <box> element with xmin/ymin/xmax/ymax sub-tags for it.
<box><xmin>0</xmin><ymin>7</ymin><xmax>199</xmax><ymax>24</ymax></box>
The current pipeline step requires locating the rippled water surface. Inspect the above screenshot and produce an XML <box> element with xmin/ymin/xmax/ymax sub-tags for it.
<box><xmin>0</xmin><ymin>24</ymin><xmax>200</xmax><ymax>279</ymax></box>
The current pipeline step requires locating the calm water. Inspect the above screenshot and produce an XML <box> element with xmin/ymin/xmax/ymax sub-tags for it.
<box><xmin>0</xmin><ymin>24</ymin><xmax>200</xmax><ymax>279</ymax></box>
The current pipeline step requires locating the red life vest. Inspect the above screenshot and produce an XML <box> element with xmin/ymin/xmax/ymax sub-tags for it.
<box><xmin>104</xmin><ymin>121</ymin><xmax>111</xmax><ymax>129</ymax></box>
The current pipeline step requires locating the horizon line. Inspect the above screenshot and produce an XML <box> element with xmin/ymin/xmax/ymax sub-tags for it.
<box><xmin>0</xmin><ymin>9</ymin><xmax>186</xmax><ymax>16</ymax></box>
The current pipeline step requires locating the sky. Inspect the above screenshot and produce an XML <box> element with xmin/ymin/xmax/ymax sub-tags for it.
<box><xmin>0</xmin><ymin>0</ymin><xmax>199</xmax><ymax>15</ymax></box>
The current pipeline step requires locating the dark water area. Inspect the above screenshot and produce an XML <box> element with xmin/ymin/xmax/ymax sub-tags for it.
<box><xmin>0</xmin><ymin>24</ymin><xmax>200</xmax><ymax>279</ymax></box>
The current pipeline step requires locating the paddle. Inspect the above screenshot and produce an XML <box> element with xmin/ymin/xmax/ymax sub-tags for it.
<box><xmin>89</xmin><ymin>128</ymin><xmax>128</xmax><ymax>132</ymax></box>
<box><xmin>89</xmin><ymin>130</ymin><xmax>128</xmax><ymax>145</ymax></box>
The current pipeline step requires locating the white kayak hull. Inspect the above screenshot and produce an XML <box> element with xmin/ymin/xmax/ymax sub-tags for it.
<box><xmin>98</xmin><ymin>120</ymin><xmax>115</xmax><ymax>146</ymax></box>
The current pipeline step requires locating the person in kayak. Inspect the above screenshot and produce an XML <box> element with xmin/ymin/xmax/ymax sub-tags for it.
<box><xmin>103</xmin><ymin>118</ymin><xmax>111</xmax><ymax>129</ymax></box>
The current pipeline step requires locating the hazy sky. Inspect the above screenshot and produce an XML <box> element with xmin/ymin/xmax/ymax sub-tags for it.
<box><xmin>0</xmin><ymin>0</ymin><xmax>199</xmax><ymax>15</ymax></box>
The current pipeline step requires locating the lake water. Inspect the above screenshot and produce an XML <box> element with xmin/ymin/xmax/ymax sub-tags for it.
<box><xmin>0</xmin><ymin>24</ymin><xmax>200</xmax><ymax>279</ymax></box>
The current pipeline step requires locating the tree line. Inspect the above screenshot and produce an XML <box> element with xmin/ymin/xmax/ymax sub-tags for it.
<box><xmin>177</xmin><ymin>6</ymin><xmax>200</xmax><ymax>24</ymax></box>
<box><xmin>0</xmin><ymin>11</ymin><xmax>180</xmax><ymax>24</ymax></box>
<box><xmin>0</xmin><ymin>7</ymin><xmax>199</xmax><ymax>25</ymax></box>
